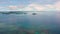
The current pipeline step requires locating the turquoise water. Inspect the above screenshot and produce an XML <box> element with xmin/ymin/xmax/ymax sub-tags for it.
<box><xmin>0</xmin><ymin>11</ymin><xmax>60</xmax><ymax>34</ymax></box>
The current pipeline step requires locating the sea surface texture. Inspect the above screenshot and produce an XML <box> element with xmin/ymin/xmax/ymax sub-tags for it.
<box><xmin>0</xmin><ymin>11</ymin><xmax>60</xmax><ymax>34</ymax></box>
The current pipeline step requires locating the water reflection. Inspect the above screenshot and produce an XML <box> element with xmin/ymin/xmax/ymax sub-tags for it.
<box><xmin>0</xmin><ymin>11</ymin><xmax>60</xmax><ymax>34</ymax></box>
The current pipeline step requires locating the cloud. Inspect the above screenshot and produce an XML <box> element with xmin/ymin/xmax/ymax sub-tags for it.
<box><xmin>29</xmin><ymin>4</ymin><xmax>46</xmax><ymax>11</ymax></box>
<box><xmin>0</xmin><ymin>7</ymin><xmax>8</xmax><ymax>11</ymax></box>
<box><xmin>8</xmin><ymin>5</ymin><xmax>17</xmax><ymax>10</ymax></box>
<box><xmin>6</xmin><ymin>5</ymin><xmax>25</xmax><ymax>11</ymax></box>
<box><xmin>20</xmin><ymin>3</ymin><xmax>56</xmax><ymax>11</ymax></box>
<box><xmin>21</xmin><ymin>4</ymin><xmax>46</xmax><ymax>11</ymax></box>
<box><xmin>0</xmin><ymin>1</ymin><xmax>60</xmax><ymax>11</ymax></box>
<box><xmin>21</xmin><ymin>1</ymin><xmax>60</xmax><ymax>11</ymax></box>
<box><xmin>0</xmin><ymin>7</ymin><xmax>4</xmax><ymax>9</ymax></box>
<box><xmin>45</xmin><ymin>4</ymin><xmax>54</xmax><ymax>8</ymax></box>
<box><xmin>7</xmin><ymin>5</ymin><xmax>20</xmax><ymax>11</ymax></box>
<box><xmin>54</xmin><ymin>1</ymin><xmax>60</xmax><ymax>11</ymax></box>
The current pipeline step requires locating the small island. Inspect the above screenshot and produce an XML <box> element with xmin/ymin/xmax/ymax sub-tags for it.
<box><xmin>0</xmin><ymin>11</ymin><xmax>27</xmax><ymax>14</ymax></box>
<box><xmin>32</xmin><ymin>13</ymin><xmax>37</xmax><ymax>15</ymax></box>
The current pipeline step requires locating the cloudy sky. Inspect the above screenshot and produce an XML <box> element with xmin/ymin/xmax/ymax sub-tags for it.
<box><xmin>0</xmin><ymin>0</ymin><xmax>60</xmax><ymax>11</ymax></box>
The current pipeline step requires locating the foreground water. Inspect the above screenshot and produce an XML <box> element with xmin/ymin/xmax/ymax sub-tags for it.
<box><xmin>0</xmin><ymin>11</ymin><xmax>60</xmax><ymax>34</ymax></box>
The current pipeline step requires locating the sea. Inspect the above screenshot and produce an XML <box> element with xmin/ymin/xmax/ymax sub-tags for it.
<box><xmin>0</xmin><ymin>11</ymin><xmax>60</xmax><ymax>34</ymax></box>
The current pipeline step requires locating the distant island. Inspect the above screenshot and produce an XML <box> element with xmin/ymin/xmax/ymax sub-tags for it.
<box><xmin>0</xmin><ymin>11</ymin><xmax>27</xmax><ymax>14</ymax></box>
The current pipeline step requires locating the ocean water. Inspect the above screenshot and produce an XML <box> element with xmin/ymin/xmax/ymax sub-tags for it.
<box><xmin>0</xmin><ymin>11</ymin><xmax>60</xmax><ymax>34</ymax></box>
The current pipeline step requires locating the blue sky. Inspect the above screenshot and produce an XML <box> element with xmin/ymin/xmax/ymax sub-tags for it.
<box><xmin>0</xmin><ymin>0</ymin><xmax>57</xmax><ymax>6</ymax></box>
<box><xmin>0</xmin><ymin>0</ymin><xmax>60</xmax><ymax>11</ymax></box>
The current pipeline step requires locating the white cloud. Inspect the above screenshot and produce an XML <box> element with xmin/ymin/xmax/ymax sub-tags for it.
<box><xmin>22</xmin><ymin>1</ymin><xmax>60</xmax><ymax>11</ymax></box>
<box><xmin>20</xmin><ymin>4</ymin><xmax>46</xmax><ymax>11</ymax></box>
<box><xmin>0</xmin><ymin>1</ymin><xmax>60</xmax><ymax>11</ymax></box>
<box><xmin>54</xmin><ymin>1</ymin><xmax>60</xmax><ymax>11</ymax></box>
<box><xmin>8</xmin><ymin>5</ymin><xmax>17</xmax><ymax>10</ymax></box>
<box><xmin>20</xmin><ymin>3</ymin><xmax>56</xmax><ymax>11</ymax></box>
<box><xmin>0</xmin><ymin>7</ymin><xmax>4</xmax><ymax>8</ymax></box>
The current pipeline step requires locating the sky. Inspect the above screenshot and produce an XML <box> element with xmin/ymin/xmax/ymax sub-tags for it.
<box><xmin>0</xmin><ymin>0</ymin><xmax>60</xmax><ymax>11</ymax></box>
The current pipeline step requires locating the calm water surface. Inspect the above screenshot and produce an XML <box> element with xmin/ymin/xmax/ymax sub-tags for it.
<box><xmin>0</xmin><ymin>11</ymin><xmax>60</xmax><ymax>34</ymax></box>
